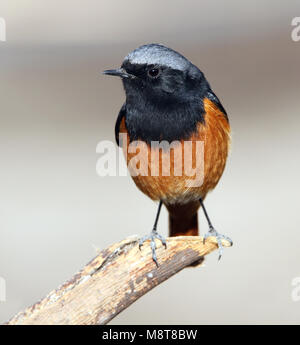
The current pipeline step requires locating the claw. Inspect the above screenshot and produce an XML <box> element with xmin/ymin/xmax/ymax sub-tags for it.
<box><xmin>139</xmin><ymin>230</ymin><xmax>167</xmax><ymax>267</ymax></box>
<box><xmin>202</xmin><ymin>227</ymin><xmax>232</xmax><ymax>261</ymax></box>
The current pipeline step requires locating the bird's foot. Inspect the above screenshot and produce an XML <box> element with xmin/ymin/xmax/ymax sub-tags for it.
<box><xmin>139</xmin><ymin>230</ymin><xmax>167</xmax><ymax>267</ymax></box>
<box><xmin>203</xmin><ymin>226</ymin><xmax>233</xmax><ymax>260</ymax></box>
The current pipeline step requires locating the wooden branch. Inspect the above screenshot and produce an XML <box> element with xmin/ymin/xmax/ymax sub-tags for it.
<box><xmin>5</xmin><ymin>235</ymin><xmax>231</xmax><ymax>325</ymax></box>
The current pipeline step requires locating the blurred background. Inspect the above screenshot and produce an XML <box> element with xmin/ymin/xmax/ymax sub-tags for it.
<box><xmin>0</xmin><ymin>0</ymin><xmax>300</xmax><ymax>324</ymax></box>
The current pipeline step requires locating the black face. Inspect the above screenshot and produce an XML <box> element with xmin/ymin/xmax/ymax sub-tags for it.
<box><xmin>103</xmin><ymin>44</ymin><xmax>227</xmax><ymax>143</ymax></box>
<box><xmin>121</xmin><ymin>60</ymin><xmax>206</xmax><ymax>105</ymax></box>
<box><xmin>116</xmin><ymin>61</ymin><xmax>214</xmax><ymax>143</ymax></box>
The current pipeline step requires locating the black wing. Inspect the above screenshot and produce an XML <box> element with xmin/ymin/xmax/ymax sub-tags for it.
<box><xmin>115</xmin><ymin>103</ymin><xmax>126</xmax><ymax>146</ymax></box>
<box><xmin>206</xmin><ymin>90</ymin><xmax>228</xmax><ymax>122</ymax></box>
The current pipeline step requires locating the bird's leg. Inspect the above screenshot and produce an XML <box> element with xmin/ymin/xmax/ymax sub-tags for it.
<box><xmin>199</xmin><ymin>198</ymin><xmax>232</xmax><ymax>260</ymax></box>
<box><xmin>139</xmin><ymin>200</ymin><xmax>167</xmax><ymax>267</ymax></box>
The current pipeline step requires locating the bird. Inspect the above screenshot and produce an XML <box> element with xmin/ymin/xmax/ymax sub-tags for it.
<box><xmin>103</xmin><ymin>43</ymin><xmax>232</xmax><ymax>266</ymax></box>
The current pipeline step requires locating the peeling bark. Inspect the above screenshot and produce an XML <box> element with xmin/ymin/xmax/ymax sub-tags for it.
<box><xmin>5</xmin><ymin>235</ymin><xmax>231</xmax><ymax>325</ymax></box>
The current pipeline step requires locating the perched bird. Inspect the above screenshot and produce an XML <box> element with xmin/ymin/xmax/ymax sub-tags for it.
<box><xmin>103</xmin><ymin>44</ymin><xmax>232</xmax><ymax>266</ymax></box>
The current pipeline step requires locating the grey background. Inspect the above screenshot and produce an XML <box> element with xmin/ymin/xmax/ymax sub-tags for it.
<box><xmin>0</xmin><ymin>0</ymin><xmax>300</xmax><ymax>324</ymax></box>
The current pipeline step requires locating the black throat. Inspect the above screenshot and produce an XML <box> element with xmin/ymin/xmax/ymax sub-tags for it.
<box><xmin>124</xmin><ymin>85</ymin><xmax>210</xmax><ymax>144</ymax></box>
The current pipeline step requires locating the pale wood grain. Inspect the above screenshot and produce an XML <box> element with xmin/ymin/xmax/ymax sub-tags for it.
<box><xmin>6</xmin><ymin>235</ymin><xmax>231</xmax><ymax>325</ymax></box>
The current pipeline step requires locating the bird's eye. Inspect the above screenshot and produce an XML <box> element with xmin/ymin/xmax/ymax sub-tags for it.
<box><xmin>147</xmin><ymin>68</ymin><xmax>160</xmax><ymax>78</ymax></box>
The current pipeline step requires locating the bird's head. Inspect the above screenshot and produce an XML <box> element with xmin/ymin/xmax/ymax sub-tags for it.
<box><xmin>103</xmin><ymin>44</ymin><xmax>207</xmax><ymax>105</ymax></box>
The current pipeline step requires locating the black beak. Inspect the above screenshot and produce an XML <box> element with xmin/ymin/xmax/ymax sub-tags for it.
<box><xmin>102</xmin><ymin>68</ymin><xmax>134</xmax><ymax>79</ymax></box>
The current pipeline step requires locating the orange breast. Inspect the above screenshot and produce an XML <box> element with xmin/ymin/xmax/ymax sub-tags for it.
<box><xmin>119</xmin><ymin>98</ymin><xmax>230</xmax><ymax>205</ymax></box>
